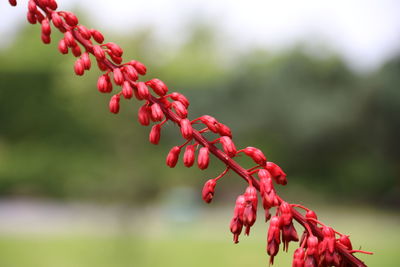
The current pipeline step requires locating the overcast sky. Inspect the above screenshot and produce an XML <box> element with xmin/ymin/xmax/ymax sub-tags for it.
<box><xmin>1</xmin><ymin>0</ymin><xmax>400</xmax><ymax>72</ymax></box>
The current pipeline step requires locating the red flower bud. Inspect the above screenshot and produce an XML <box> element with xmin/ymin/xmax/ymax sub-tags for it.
<box><xmin>149</xmin><ymin>124</ymin><xmax>161</xmax><ymax>145</ymax></box>
<box><xmin>122</xmin><ymin>81</ymin><xmax>133</xmax><ymax>99</ymax></box>
<box><xmin>90</xmin><ymin>29</ymin><xmax>104</xmax><ymax>44</ymax></box>
<box><xmin>183</xmin><ymin>145</ymin><xmax>195</xmax><ymax>167</ymax></box>
<box><xmin>306</xmin><ymin>236</ymin><xmax>319</xmax><ymax>258</ymax></box>
<box><xmin>338</xmin><ymin>235</ymin><xmax>352</xmax><ymax>250</ymax></box>
<box><xmin>96</xmin><ymin>59</ymin><xmax>108</xmax><ymax>71</ymax></box>
<box><xmin>41</xmin><ymin>18</ymin><xmax>51</xmax><ymax>36</ymax></box>
<box><xmin>123</xmin><ymin>65</ymin><xmax>138</xmax><ymax>81</ymax></box>
<box><xmin>81</xmin><ymin>52</ymin><xmax>91</xmax><ymax>70</ymax></box>
<box><xmin>282</xmin><ymin>222</ymin><xmax>299</xmax><ymax>251</ymax></box>
<box><xmin>109</xmin><ymin>95</ymin><xmax>120</xmax><ymax>114</ymax></box>
<box><xmin>128</xmin><ymin>60</ymin><xmax>147</xmax><ymax>75</ymax></box>
<box><xmin>28</xmin><ymin>1</ymin><xmax>36</xmax><ymax>13</ymax></box>
<box><xmin>242</xmin><ymin>146</ymin><xmax>267</xmax><ymax>166</ymax></box>
<box><xmin>150</xmin><ymin>103</ymin><xmax>164</xmax><ymax>122</ymax></box>
<box><xmin>58</xmin><ymin>39</ymin><xmax>68</xmax><ymax>54</ymax></box>
<box><xmin>304</xmin><ymin>256</ymin><xmax>317</xmax><ymax>267</ymax></box>
<box><xmin>136</xmin><ymin>82</ymin><xmax>149</xmax><ymax>99</ymax></box>
<box><xmin>77</xmin><ymin>25</ymin><xmax>91</xmax><ymax>40</ymax></box>
<box><xmin>172</xmin><ymin>101</ymin><xmax>188</xmax><ymax>118</ymax></box>
<box><xmin>180</xmin><ymin>118</ymin><xmax>193</xmax><ymax>139</ymax></box>
<box><xmin>146</xmin><ymin>79</ymin><xmax>168</xmax><ymax>96</ymax></box>
<box><xmin>93</xmin><ymin>45</ymin><xmax>105</xmax><ymax>61</ymax></box>
<box><xmin>138</xmin><ymin>105</ymin><xmax>151</xmax><ymax>126</ymax></box>
<box><xmin>47</xmin><ymin>0</ymin><xmax>57</xmax><ymax>10</ymax></box>
<box><xmin>63</xmin><ymin>12</ymin><xmax>78</xmax><ymax>26</ymax></box>
<box><xmin>267</xmin><ymin>216</ymin><xmax>281</xmax><ymax>265</ymax></box>
<box><xmin>216</xmin><ymin>123</ymin><xmax>232</xmax><ymax>138</ymax></box>
<box><xmin>9</xmin><ymin>0</ymin><xmax>17</xmax><ymax>6</ymax></box>
<box><xmin>197</xmin><ymin>147</ymin><xmax>209</xmax><ymax>170</ymax></box>
<box><xmin>230</xmin><ymin>195</ymin><xmax>245</xmax><ymax>243</ymax></box>
<box><xmin>105</xmin><ymin>42</ymin><xmax>123</xmax><ymax>57</ymax></box>
<box><xmin>202</xmin><ymin>179</ymin><xmax>216</xmax><ymax>203</ymax></box>
<box><xmin>292</xmin><ymin>248</ymin><xmax>305</xmax><ymax>267</ymax></box>
<box><xmin>113</xmin><ymin>68</ymin><xmax>124</xmax><ymax>85</ymax></box>
<box><xmin>199</xmin><ymin>115</ymin><xmax>219</xmax><ymax>133</ymax></box>
<box><xmin>166</xmin><ymin>146</ymin><xmax>181</xmax><ymax>168</ymax></box>
<box><xmin>51</xmin><ymin>12</ymin><xmax>63</xmax><ymax>29</ymax></box>
<box><xmin>306</xmin><ymin>210</ymin><xmax>318</xmax><ymax>221</ymax></box>
<box><xmin>219</xmin><ymin>136</ymin><xmax>236</xmax><ymax>157</ymax></box>
<box><xmin>71</xmin><ymin>45</ymin><xmax>81</xmax><ymax>57</ymax></box>
<box><xmin>279</xmin><ymin>201</ymin><xmax>293</xmax><ymax>226</ymax></box>
<box><xmin>74</xmin><ymin>59</ymin><xmax>84</xmax><ymax>76</ymax></box>
<box><xmin>97</xmin><ymin>74</ymin><xmax>111</xmax><ymax>93</ymax></box>
<box><xmin>41</xmin><ymin>33</ymin><xmax>51</xmax><ymax>44</ymax></box>
<box><xmin>266</xmin><ymin>161</ymin><xmax>287</xmax><ymax>185</ymax></box>
<box><xmin>243</xmin><ymin>186</ymin><xmax>258</xmax><ymax>235</ymax></box>
<box><xmin>64</xmin><ymin>31</ymin><xmax>76</xmax><ymax>47</ymax></box>
<box><xmin>170</xmin><ymin>92</ymin><xmax>189</xmax><ymax>108</ymax></box>
<box><xmin>27</xmin><ymin>11</ymin><xmax>37</xmax><ymax>24</ymax></box>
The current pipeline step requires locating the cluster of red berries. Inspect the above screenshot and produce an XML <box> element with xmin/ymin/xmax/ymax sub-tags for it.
<box><xmin>8</xmin><ymin>1</ymin><xmax>372</xmax><ymax>266</ymax></box>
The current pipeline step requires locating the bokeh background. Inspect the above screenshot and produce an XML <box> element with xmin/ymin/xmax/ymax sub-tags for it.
<box><xmin>0</xmin><ymin>0</ymin><xmax>399</xmax><ymax>266</ymax></box>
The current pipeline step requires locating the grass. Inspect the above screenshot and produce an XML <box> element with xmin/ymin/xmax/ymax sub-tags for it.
<box><xmin>0</xmin><ymin>205</ymin><xmax>397</xmax><ymax>267</ymax></box>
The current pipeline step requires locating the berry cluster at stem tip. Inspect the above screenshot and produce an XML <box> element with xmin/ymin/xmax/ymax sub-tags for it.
<box><xmin>8</xmin><ymin>1</ymin><xmax>373</xmax><ymax>266</ymax></box>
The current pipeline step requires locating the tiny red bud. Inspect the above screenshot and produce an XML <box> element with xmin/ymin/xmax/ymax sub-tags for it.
<box><xmin>28</xmin><ymin>0</ymin><xmax>37</xmax><ymax>13</ymax></box>
<box><xmin>93</xmin><ymin>45</ymin><xmax>105</xmax><ymax>61</ymax></box>
<box><xmin>64</xmin><ymin>31</ymin><xmax>76</xmax><ymax>47</ymax></box>
<box><xmin>183</xmin><ymin>145</ymin><xmax>195</xmax><ymax>167</ymax></box>
<box><xmin>90</xmin><ymin>29</ymin><xmax>104</xmax><ymax>44</ymax></box>
<box><xmin>266</xmin><ymin>161</ymin><xmax>287</xmax><ymax>185</ymax></box>
<box><xmin>306</xmin><ymin>210</ymin><xmax>318</xmax><ymax>221</ymax></box>
<box><xmin>51</xmin><ymin>12</ymin><xmax>63</xmax><ymax>29</ymax></box>
<box><xmin>122</xmin><ymin>81</ymin><xmax>133</xmax><ymax>99</ymax></box>
<box><xmin>74</xmin><ymin>59</ymin><xmax>85</xmax><ymax>76</ymax></box>
<box><xmin>81</xmin><ymin>52</ymin><xmax>91</xmax><ymax>70</ymax></box>
<box><xmin>109</xmin><ymin>95</ymin><xmax>120</xmax><ymax>114</ymax></box>
<box><xmin>77</xmin><ymin>25</ymin><xmax>91</xmax><ymax>40</ymax></box>
<box><xmin>242</xmin><ymin>146</ymin><xmax>267</xmax><ymax>166</ymax></box>
<box><xmin>166</xmin><ymin>146</ymin><xmax>181</xmax><ymax>168</ymax></box>
<box><xmin>138</xmin><ymin>105</ymin><xmax>151</xmax><ymax>126</ymax></box>
<box><xmin>149</xmin><ymin>124</ymin><xmax>161</xmax><ymax>145</ymax></box>
<box><xmin>180</xmin><ymin>118</ymin><xmax>193</xmax><ymax>139</ymax></box>
<box><xmin>146</xmin><ymin>79</ymin><xmax>168</xmax><ymax>96</ymax></box>
<box><xmin>41</xmin><ymin>33</ymin><xmax>51</xmax><ymax>44</ymax></box>
<box><xmin>123</xmin><ymin>65</ymin><xmax>139</xmax><ymax>81</ymax></box>
<box><xmin>47</xmin><ymin>0</ymin><xmax>57</xmax><ymax>10</ymax></box>
<box><xmin>292</xmin><ymin>248</ymin><xmax>305</xmax><ymax>267</ymax></box>
<box><xmin>199</xmin><ymin>115</ymin><xmax>218</xmax><ymax>133</ymax></box>
<box><xmin>306</xmin><ymin>236</ymin><xmax>319</xmax><ymax>258</ymax></box>
<box><xmin>128</xmin><ymin>60</ymin><xmax>147</xmax><ymax>75</ymax></box>
<box><xmin>41</xmin><ymin>18</ymin><xmax>51</xmax><ymax>36</ymax></box>
<box><xmin>108</xmin><ymin>53</ymin><xmax>122</xmax><ymax>65</ymax></box>
<box><xmin>202</xmin><ymin>179</ymin><xmax>216</xmax><ymax>203</ymax></box>
<box><xmin>71</xmin><ymin>45</ymin><xmax>81</xmax><ymax>57</ymax></box>
<box><xmin>267</xmin><ymin>216</ymin><xmax>281</xmax><ymax>265</ymax></box>
<box><xmin>105</xmin><ymin>42</ymin><xmax>123</xmax><ymax>57</ymax></box>
<box><xmin>113</xmin><ymin>68</ymin><xmax>124</xmax><ymax>85</ymax></box>
<box><xmin>338</xmin><ymin>235</ymin><xmax>352</xmax><ymax>250</ymax></box>
<box><xmin>96</xmin><ymin>59</ymin><xmax>108</xmax><ymax>71</ymax></box>
<box><xmin>136</xmin><ymin>82</ymin><xmax>149</xmax><ymax>99</ymax></box>
<box><xmin>27</xmin><ymin>11</ymin><xmax>37</xmax><ymax>24</ymax></box>
<box><xmin>150</xmin><ymin>103</ymin><xmax>164</xmax><ymax>122</ymax></box>
<box><xmin>58</xmin><ymin>39</ymin><xmax>68</xmax><ymax>54</ymax></box>
<box><xmin>216</xmin><ymin>123</ymin><xmax>232</xmax><ymax>138</ymax></box>
<box><xmin>9</xmin><ymin>0</ymin><xmax>17</xmax><ymax>6</ymax></box>
<box><xmin>170</xmin><ymin>92</ymin><xmax>190</xmax><ymax>108</ymax></box>
<box><xmin>220</xmin><ymin>136</ymin><xmax>236</xmax><ymax>157</ymax></box>
<box><xmin>172</xmin><ymin>101</ymin><xmax>188</xmax><ymax>118</ymax></box>
<box><xmin>63</xmin><ymin>12</ymin><xmax>78</xmax><ymax>26</ymax></box>
<box><xmin>97</xmin><ymin>74</ymin><xmax>110</xmax><ymax>93</ymax></box>
<box><xmin>197</xmin><ymin>147</ymin><xmax>209</xmax><ymax>170</ymax></box>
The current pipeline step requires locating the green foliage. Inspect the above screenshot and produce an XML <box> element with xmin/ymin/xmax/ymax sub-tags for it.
<box><xmin>0</xmin><ymin>20</ymin><xmax>399</xmax><ymax>205</ymax></box>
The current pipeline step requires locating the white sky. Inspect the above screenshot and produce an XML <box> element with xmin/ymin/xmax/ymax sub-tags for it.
<box><xmin>1</xmin><ymin>0</ymin><xmax>400</xmax><ymax>72</ymax></box>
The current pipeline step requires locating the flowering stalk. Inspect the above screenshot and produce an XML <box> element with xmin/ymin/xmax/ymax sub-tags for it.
<box><xmin>8</xmin><ymin>1</ymin><xmax>372</xmax><ymax>266</ymax></box>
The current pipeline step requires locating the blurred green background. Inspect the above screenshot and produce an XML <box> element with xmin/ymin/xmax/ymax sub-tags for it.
<box><xmin>0</xmin><ymin>5</ymin><xmax>399</xmax><ymax>267</ymax></box>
